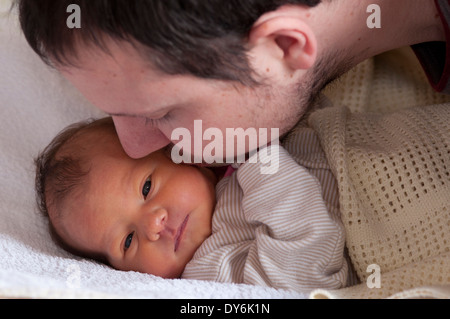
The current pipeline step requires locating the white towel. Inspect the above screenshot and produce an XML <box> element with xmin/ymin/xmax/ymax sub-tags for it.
<box><xmin>0</xmin><ymin>6</ymin><xmax>307</xmax><ymax>299</ymax></box>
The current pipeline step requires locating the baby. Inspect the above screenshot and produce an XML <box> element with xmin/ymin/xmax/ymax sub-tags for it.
<box><xmin>36</xmin><ymin>116</ymin><xmax>353</xmax><ymax>291</ymax></box>
<box><xmin>35</xmin><ymin>117</ymin><xmax>217</xmax><ymax>279</ymax></box>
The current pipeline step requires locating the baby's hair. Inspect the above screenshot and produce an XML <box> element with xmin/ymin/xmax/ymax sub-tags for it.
<box><xmin>35</xmin><ymin>117</ymin><xmax>114</xmax><ymax>260</ymax></box>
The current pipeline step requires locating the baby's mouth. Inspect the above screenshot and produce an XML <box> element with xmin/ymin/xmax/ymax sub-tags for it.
<box><xmin>174</xmin><ymin>215</ymin><xmax>189</xmax><ymax>252</ymax></box>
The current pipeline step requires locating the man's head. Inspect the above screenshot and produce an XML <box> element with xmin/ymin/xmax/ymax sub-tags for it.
<box><xmin>20</xmin><ymin>0</ymin><xmax>341</xmax><ymax>161</ymax></box>
<box><xmin>36</xmin><ymin>117</ymin><xmax>216</xmax><ymax>278</ymax></box>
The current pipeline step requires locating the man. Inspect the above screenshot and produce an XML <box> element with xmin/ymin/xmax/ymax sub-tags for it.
<box><xmin>18</xmin><ymin>0</ymin><xmax>448</xmax><ymax>161</ymax></box>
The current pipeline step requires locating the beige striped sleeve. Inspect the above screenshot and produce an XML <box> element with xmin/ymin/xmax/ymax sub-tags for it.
<box><xmin>182</xmin><ymin>144</ymin><xmax>350</xmax><ymax>292</ymax></box>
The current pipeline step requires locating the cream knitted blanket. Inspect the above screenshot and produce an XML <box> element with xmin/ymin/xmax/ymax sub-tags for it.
<box><xmin>309</xmin><ymin>48</ymin><xmax>450</xmax><ymax>299</ymax></box>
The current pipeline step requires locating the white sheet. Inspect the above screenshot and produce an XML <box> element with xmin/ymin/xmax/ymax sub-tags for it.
<box><xmin>0</xmin><ymin>7</ymin><xmax>307</xmax><ymax>298</ymax></box>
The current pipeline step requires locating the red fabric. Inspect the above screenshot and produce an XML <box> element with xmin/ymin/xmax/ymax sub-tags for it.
<box><xmin>411</xmin><ymin>0</ymin><xmax>450</xmax><ymax>94</ymax></box>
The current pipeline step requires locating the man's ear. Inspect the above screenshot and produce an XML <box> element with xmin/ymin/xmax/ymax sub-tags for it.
<box><xmin>248</xmin><ymin>15</ymin><xmax>317</xmax><ymax>71</ymax></box>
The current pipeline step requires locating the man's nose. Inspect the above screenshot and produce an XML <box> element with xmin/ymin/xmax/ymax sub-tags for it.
<box><xmin>141</xmin><ymin>208</ymin><xmax>168</xmax><ymax>242</ymax></box>
<box><xmin>112</xmin><ymin>116</ymin><xmax>171</xmax><ymax>159</ymax></box>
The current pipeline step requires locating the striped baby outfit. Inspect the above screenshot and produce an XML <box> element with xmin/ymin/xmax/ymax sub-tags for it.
<box><xmin>182</xmin><ymin>112</ymin><xmax>355</xmax><ymax>292</ymax></box>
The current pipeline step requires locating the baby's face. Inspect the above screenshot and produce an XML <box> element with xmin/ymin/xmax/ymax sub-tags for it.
<box><xmin>58</xmin><ymin>131</ymin><xmax>216</xmax><ymax>278</ymax></box>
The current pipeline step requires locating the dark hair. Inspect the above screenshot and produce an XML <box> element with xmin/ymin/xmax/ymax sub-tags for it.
<box><xmin>18</xmin><ymin>0</ymin><xmax>321</xmax><ymax>85</ymax></box>
<box><xmin>35</xmin><ymin>117</ymin><xmax>114</xmax><ymax>261</ymax></box>
<box><xmin>36</xmin><ymin>121</ymin><xmax>90</xmax><ymax>219</ymax></box>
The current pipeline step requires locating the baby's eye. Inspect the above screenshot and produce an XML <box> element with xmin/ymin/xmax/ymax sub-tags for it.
<box><xmin>142</xmin><ymin>177</ymin><xmax>152</xmax><ymax>199</ymax></box>
<box><xmin>124</xmin><ymin>232</ymin><xmax>134</xmax><ymax>251</ymax></box>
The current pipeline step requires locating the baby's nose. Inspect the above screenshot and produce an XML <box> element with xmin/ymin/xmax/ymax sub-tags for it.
<box><xmin>143</xmin><ymin>208</ymin><xmax>168</xmax><ymax>241</ymax></box>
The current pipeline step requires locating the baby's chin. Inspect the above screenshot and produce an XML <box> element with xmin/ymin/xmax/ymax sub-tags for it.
<box><xmin>158</xmin><ymin>261</ymin><xmax>191</xmax><ymax>279</ymax></box>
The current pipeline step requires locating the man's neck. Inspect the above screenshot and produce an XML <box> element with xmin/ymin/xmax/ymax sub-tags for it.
<box><xmin>309</xmin><ymin>0</ymin><xmax>445</xmax><ymax>66</ymax></box>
